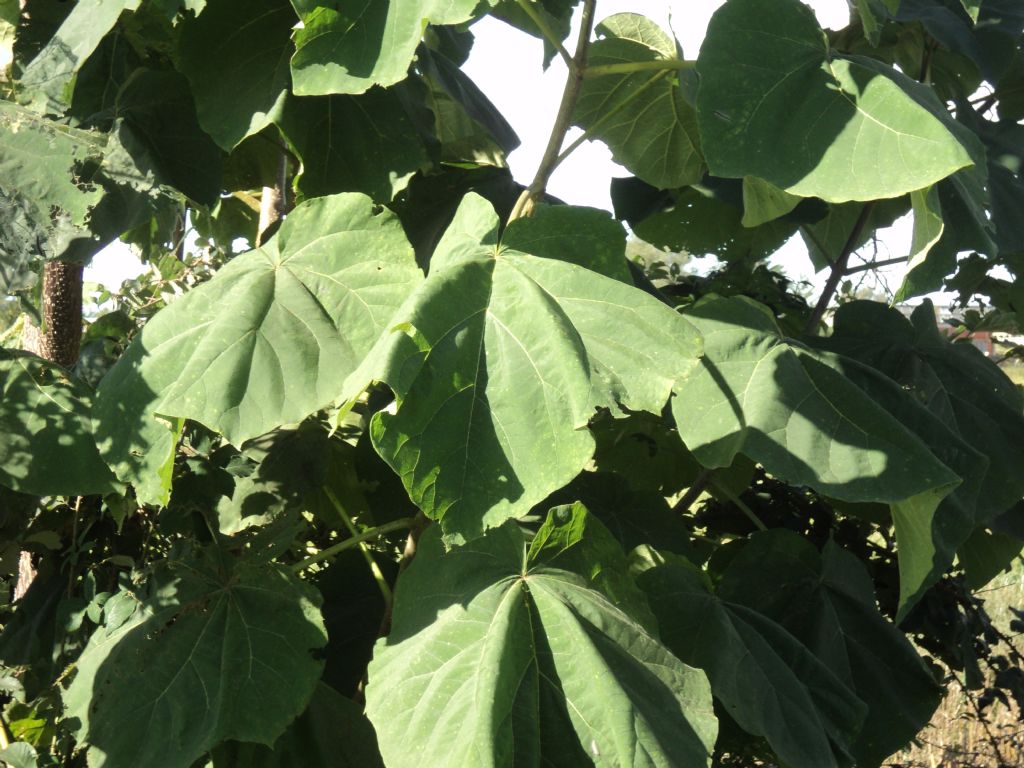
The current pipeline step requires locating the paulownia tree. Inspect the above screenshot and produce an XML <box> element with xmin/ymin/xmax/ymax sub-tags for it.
<box><xmin>1</xmin><ymin>0</ymin><xmax>1023</xmax><ymax>766</ymax></box>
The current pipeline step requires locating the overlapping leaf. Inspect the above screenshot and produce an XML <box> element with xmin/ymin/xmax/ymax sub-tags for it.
<box><xmin>0</xmin><ymin>349</ymin><xmax>117</xmax><ymax>496</ymax></box>
<box><xmin>634</xmin><ymin>548</ymin><xmax>867</xmax><ymax>768</ymax></box>
<box><xmin>210</xmin><ymin>683</ymin><xmax>384</xmax><ymax>768</ymax></box>
<box><xmin>815</xmin><ymin>300</ymin><xmax>1024</xmax><ymax>519</ymax></box>
<box><xmin>365</xmin><ymin>513</ymin><xmax>717</xmax><ymax>768</ymax></box>
<box><xmin>673</xmin><ymin>295</ymin><xmax>958</xmax><ymax>505</ymax></box>
<box><xmin>620</xmin><ymin>177</ymin><xmax>797</xmax><ymax>261</ymax></box>
<box><xmin>697</xmin><ymin>0</ymin><xmax>973</xmax><ymax>202</ymax></box>
<box><xmin>714</xmin><ymin>531</ymin><xmax>942</xmax><ymax>767</ymax></box>
<box><xmin>810</xmin><ymin>351</ymin><xmax>987</xmax><ymax>616</ymax></box>
<box><xmin>573</xmin><ymin>14</ymin><xmax>703</xmax><ymax>189</ymax></box>
<box><xmin>0</xmin><ymin>100</ymin><xmax>105</xmax><ymax>228</ymax></box>
<box><xmin>290</xmin><ymin>0</ymin><xmax>484</xmax><ymax>96</ymax></box>
<box><xmin>64</xmin><ymin>547</ymin><xmax>327</xmax><ymax>768</ymax></box>
<box><xmin>93</xmin><ymin>193</ymin><xmax>422</xmax><ymax>505</ymax></box>
<box><xmin>17</xmin><ymin>0</ymin><xmax>137</xmax><ymax>111</ymax></box>
<box><xmin>340</xmin><ymin>194</ymin><xmax>702</xmax><ymax>542</ymax></box>
<box><xmin>279</xmin><ymin>89</ymin><xmax>431</xmax><ymax>203</ymax></box>
<box><xmin>178</xmin><ymin>0</ymin><xmax>294</xmax><ymax>150</ymax></box>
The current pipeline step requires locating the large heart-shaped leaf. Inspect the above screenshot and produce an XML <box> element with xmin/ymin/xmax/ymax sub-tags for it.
<box><xmin>178</xmin><ymin>0</ymin><xmax>293</xmax><ymax>150</ymax></box>
<box><xmin>92</xmin><ymin>192</ymin><xmax>423</xmax><ymax>506</ymax></box>
<box><xmin>0</xmin><ymin>349</ymin><xmax>117</xmax><ymax>496</ymax></box>
<box><xmin>697</xmin><ymin>0</ymin><xmax>973</xmax><ymax>202</ymax></box>
<box><xmin>64</xmin><ymin>547</ymin><xmax>327</xmax><ymax>768</ymax></box>
<box><xmin>634</xmin><ymin>548</ymin><xmax>867</xmax><ymax>768</ymax></box>
<box><xmin>714</xmin><ymin>531</ymin><xmax>942</xmax><ymax>767</ymax></box>
<box><xmin>364</xmin><ymin>515</ymin><xmax>717</xmax><ymax>768</ymax></box>
<box><xmin>573</xmin><ymin>13</ymin><xmax>703</xmax><ymax>189</ymax></box>
<box><xmin>340</xmin><ymin>194</ymin><xmax>702</xmax><ymax>542</ymax></box>
<box><xmin>672</xmin><ymin>295</ymin><xmax>958</xmax><ymax>505</ymax></box>
<box><xmin>289</xmin><ymin>0</ymin><xmax>482</xmax><ymax>96</ymax></box>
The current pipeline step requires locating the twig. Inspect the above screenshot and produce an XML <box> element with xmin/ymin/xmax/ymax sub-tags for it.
<box><xmin>804</xmin><ymin>201</ymin><xmax>875</xmax><ymax>335</ymax></box>
<box><xmin>291</xmin><ymin>517</ymin><xmax>414</xmax><ymax>572</ymax></box>
<box><xmin>671</xmin><ymin>467</ymin><xmax>715</xmax><ymax>514</ymax></box>
<box><xmin>844</xmin><ymin>255</ymin><xmax>908</xmax><ymax>275</ymax></box>
<box><xmin>323</xmin><ymin>487</ymin><xmax>393</xmax><ymax>609</ymax></box>
<box><xmin>508</xmin><ymin>0</ymin><xmax>597</xmax><ymax>222</ymax></box>
<box><xmin>515</xmin><ymin>0</ymin><xmax>573</xmax><ymax>69</ymax></box>
<box><xmin>710</xmin><ymin>479</ymin><xmax>768</xmax><ymax>532</ymax></box>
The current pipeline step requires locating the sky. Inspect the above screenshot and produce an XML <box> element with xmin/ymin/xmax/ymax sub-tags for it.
<box><xmin>87</xmin><ymin>0</ymin><xmax>914</xmax><ymax>297</ymax></box>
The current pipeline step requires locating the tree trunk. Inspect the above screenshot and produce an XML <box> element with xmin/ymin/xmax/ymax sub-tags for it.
<box><xmin>15</xmin><ymin>259</ymin><xmax>84</xmax><ymax>600</ymax></box>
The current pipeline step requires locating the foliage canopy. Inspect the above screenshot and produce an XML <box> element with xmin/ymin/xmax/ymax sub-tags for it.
<box><xmin>1</xmin><ymin>0</ymin><xmax>1024</xmax><ymax>766</ymax></box>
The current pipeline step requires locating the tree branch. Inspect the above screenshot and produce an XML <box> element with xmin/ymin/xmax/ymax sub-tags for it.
<box><xmin>508</xmin><ymin>0</ymin><xmax>597</xmax><ymax>222</ymax></box>
<box><xmin>804</xmin><ymin>202</ymin><xmax>875</xmax><ymax>335</ymax></box>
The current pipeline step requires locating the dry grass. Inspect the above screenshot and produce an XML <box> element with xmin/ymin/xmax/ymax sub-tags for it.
<box><xmin>886</xmin><ymin>564</ymin><xmax>1024</xmax><ymax>768</ymax></box>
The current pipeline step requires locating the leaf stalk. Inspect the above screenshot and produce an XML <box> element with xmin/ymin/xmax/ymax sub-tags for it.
<box><xmin>582</xmin><ymin>59</ymin><xmax>695</xmax><ymax>78</ymax></box>
<box><xmin>292</xmin><ymin>516</ymin><xmax>415</xmax><ymax>573</ymax></box>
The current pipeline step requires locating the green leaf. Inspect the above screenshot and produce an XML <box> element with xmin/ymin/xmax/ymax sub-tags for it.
<box><xmin>716</xmin><ymin>530</ymin><xmax>942</xmax><ymax>767</ymax></box>
<box><xmin>92</xmin><ymin>193</ymin><xmax>422</xmax><ymax>506</ymax></box>
<box><xmin>64</xmin><ymin>548</ymin><xmax>327</xmax><ymax>768</ymax></box>
<box><xmin>210</xmin><ymin>683</ymin><xmax>384</xmax><ymax>768</ymax></box>
<box><xmin>741</xmin><ymin>176</ymin><xmax>801</xmax><ymax>228</ymax></box>
<box><xmin>0</xmin><ymin>349</ymin><xmax>117</xmax><ymax>496</ymax></box>
<box><xmin>573</xmin><ymin>13</ymin><xmax>703</xmax><ymax>189</ymax></box>
<box><xmin>697</xmin><ymin>0</ymin><xmax>973</xmax><ymax>202</ymax></box>
<box><xmin>177</xmin><ymin>0</ymin><xmax>293</xmax><ymax>150</ymax></box>
<box><xmin>629</xmin><ymin>179</ymin><xmax>796</xmax><ymax>261</ymax></box>
<box><xmin>364</xmin><ymin>521</ymin><xmax>717</xmax><ymax>768</ymax></box>
<box><xmin>341</xmin><ymin>194</ymin><xmax>702</xmax><ymax>543</ymax></box>
<box><xmin>958</xmin><ymin>526</ymin><xmax>1024</xmax><ymax>590</ymax></box>
<box><xmin>809</xmin><ymin>351</ymin><xmax>988</xmax><ymax>618</ymax></box>
<box><xmin>489</xmin><ymin>0</ymin><xmax>577</xmax><ymax>68</ymax></box>
<box><xmin>112</xmin><ymin>68</ymin><xmax>224</xmax><ymax>206</ymax></box>
<box><xmin>502</xmin><ymin>202</ymin><xmax>631</xmax><ymax>282</ymax></box>
<box><xmin>417</xmin><ymin>45</ymin><xmax>520</xmax><ymax>167</ymax></box>
<box><xmin>903</xmin><ymin>185</ymin><xmax>945</xmax><ymax>284</ymax></box>
<box><xmin>960</xmin><ymin>0</ymin><xmax>981</xmax><ymax>22</ymax></box>
<box><xmin>672</xmin><ymin>295</ymin><xmax>959</xmax><ymax>507</ymax></box>
<box><xmin>634</xmin><ymin>548</ymin><xmax>867</xmax><ymax>768</ymax></box>
<box><xmin>290</xmin><ymin>0</ymin><xmax>481</xmax><ymax>96</ymax></box>
<box><xmin>529</xmin><ymin>503</ymin><xmax>657</xmax><ymax>629</ymax></box>
<box><xmin>17</xmin><ymin>0</ymin><xmax>138</xmax><ymax>111</ymax></box>
<box><xmin>894</xmin><ymin>176</ymin><xmax>982</xmax><ymax>300</ymax></box>
<box><xmin>279</xmin><ymin>89</ymin><xmax>431</xmax><ymax>203</ymax></box>
<box><xmin>0</xmin><ymin>100</ymin><xmax>105</xmax><ymax>229</ymax></box>
<box><xmin>215</xmin><ymin>422</ymin><xmax>329</xmax><ymax>535</ymax></box>
<box><xmin>817</xmin><ymin>300</ymin><xmax>1024</xmax><ymax>519</ymax></box>
<box><xmin>0</xmin><ymin>743</ymin><xmax>37</xmax><ymax>768</ymax></box>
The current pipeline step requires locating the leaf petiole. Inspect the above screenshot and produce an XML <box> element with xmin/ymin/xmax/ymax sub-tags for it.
<box><xmin>292</xmin><ymin>512</ymin><xmax>415</xmax><ymax>574</ymax></box>
<box><xmin>582</xmin><ymin>58</ymin><xmax>695</xmax><ymax>78</ymax></box>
